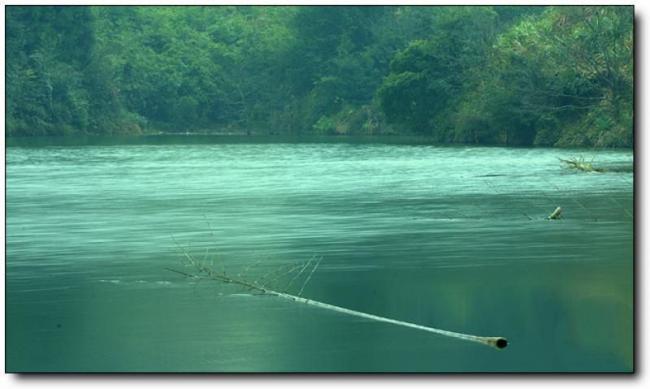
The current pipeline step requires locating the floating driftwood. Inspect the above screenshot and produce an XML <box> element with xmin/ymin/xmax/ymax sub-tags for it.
<box><xmin>547</xmin><ymin>206</ymin><xmax>563</xmax><ymax>220</ymax></box>
<box><xmin>167</xmin><ymin>244</ymin><xmax>508</xmax><ymax>350</ymax></box>
<box><xmin>559</xmin><ymin>157</ymin><xmax>604</xmax><ymax>173</ymax></box>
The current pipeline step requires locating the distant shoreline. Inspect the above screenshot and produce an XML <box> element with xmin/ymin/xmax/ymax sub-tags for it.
<box><xmin>5</xmin><ymin>133</ymin><xmax>634</xmax><ymax>150</ymax></box>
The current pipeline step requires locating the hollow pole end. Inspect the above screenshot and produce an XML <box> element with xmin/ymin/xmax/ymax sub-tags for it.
<box><xmin>486</xmin><ymin>337</ymin><xmax>508</xmax><ymax>349</ymax></box>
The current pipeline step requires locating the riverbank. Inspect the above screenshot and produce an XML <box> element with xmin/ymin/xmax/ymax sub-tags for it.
<box><xmin>6</xmin><ymin>132</ymin><xmax>634</xmax><ymax>150</ymax></box>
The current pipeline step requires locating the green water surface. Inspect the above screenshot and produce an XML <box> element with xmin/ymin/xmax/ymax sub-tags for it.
<box><xmin>5</xmin><ymin>136</ymin><xmax>633</xmax><ymax>372</ymax></box>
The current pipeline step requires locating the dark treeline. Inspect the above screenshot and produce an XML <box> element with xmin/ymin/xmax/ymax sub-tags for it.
<box><xmin>6</xmin><ymin>6</ymin><xmax>633</xmax><ymax>147</ymax></box>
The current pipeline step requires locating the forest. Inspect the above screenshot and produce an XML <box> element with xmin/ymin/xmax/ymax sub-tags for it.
<box><xmin>5</xmin><ymin>5</ymin><xmax>633</xmax><ymax>147</ymax></box>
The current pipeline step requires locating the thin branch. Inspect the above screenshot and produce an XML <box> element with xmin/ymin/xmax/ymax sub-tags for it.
<box><xmin>298</xmin><ymin>256</ymin><xmax>322</xmax><ymax>296</ymax></box>
<box><xmin>282</xmin><ymin>255</ymin><xmax>315</xmax><ymax>292</ymax></box>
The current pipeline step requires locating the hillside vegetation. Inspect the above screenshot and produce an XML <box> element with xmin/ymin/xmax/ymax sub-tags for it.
<box><xmin>6</xmin><ymin>6</ymin><xmax>633</xmax><ymax>147</ymax></box>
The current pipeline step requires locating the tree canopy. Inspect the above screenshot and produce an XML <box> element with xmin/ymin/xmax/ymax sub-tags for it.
<box><xmin>6</xmin><ymin>5</ymin><xmax>633</xmax><ymax>147</ymax></box>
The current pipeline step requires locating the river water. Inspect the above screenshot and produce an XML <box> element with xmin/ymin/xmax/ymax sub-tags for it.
<box><xmin>5</xmin><ymin>136</ymin><xmax>634</xmax><ymax>372</ymax></box>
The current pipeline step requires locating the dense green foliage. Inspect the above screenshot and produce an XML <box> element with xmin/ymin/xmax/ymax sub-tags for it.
<box><xmin>6</xmin><ymin>5</ymin><xmax>633</xmax><ymax>147</ymax></box>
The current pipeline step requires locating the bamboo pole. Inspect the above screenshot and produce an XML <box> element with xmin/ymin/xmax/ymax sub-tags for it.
<box><xmin>266</xmin><ymin>288</ymin><xmax>508</xmax><ymax>349</ymax></box>
<box><xmin>166</xmin><ymin>257</ymin><xmax>509</xmax><ymax>350</ymax></box>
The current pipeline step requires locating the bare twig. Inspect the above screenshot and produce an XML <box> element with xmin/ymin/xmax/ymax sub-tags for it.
<box><xmin>298</xmin><ymin>256</ymin><xmax>322</xmax><ymax>296</ymax></box>
<box><xmin>283</xmin><ymin>255</ymin><xmax>316</xmax><ymax>292</ymax></box>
